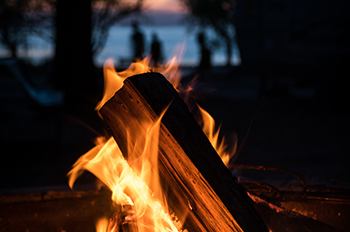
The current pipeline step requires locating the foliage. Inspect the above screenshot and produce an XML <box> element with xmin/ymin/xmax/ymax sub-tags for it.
<box><xmin>91</xmin><ymin>0</ymin><xmax>144</xmax><ymax>56</ymax></box>
<box><xmin>0</xmin><ymin>0</ymin><xmax>143</xmax><ymax>59</ymax></box>
<box><xmin>0</xmin><ymin>0</ymin><xmax>54</xmax><ymax>57</ymax></box>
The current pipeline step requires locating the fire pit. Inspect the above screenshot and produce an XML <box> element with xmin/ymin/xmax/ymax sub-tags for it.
<box><xmin>1</xmin><ymin>177</ymin><xmax>348</xmax><ymax>232</ymax></box>
<box><xmin>0</xmin><ymin>187</ymin><xmax>112</xmax><ymax>232</ymax></box>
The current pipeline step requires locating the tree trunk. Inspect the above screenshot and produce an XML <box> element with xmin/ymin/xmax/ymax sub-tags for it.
<box><xmin>53</xmin><ymin>0</ymin><xmax>99</xmax><ymax>114</ymax></box>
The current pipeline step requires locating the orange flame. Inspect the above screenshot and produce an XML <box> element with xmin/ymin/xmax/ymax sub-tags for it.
<box><xmin>95</xmin><ymin>57</ymin><xmax>151</xmax><ymax>111</ymax></box>
<box><xmin>69</xmin><ymin>42</ymin><xmax>237</xmax><ymax>231</ymax></box>
<box><xmin>68</xmin><ymin>110</ymin><xmax>179</xmax><ymax>232</ymax></box>
<box><xmin>75</xmin><ymin>44</ymin><xmax>186</xmax><ymax>232</ymax></box>
<box><xmin>197</xmin><ymin>105</ymin><xmax>237</xmax><ymax>166</ymax></box>
<box><xmin>96</xmin><ymin>42</ymin><xmax>185</xmax><ymax>112</ymax></box>
<box><xmin>95</xmin><ymin>218</ymin><xmax>109</xmax><ymax>232</ymax></box>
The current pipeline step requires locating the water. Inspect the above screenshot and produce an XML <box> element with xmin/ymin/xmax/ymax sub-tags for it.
<box><xmin>0</xmin><ymin>25</ymin><xmax>241</xmax><ymax>67</ymax></box>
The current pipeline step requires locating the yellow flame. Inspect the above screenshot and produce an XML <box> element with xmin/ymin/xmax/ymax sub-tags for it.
<box><xmin>96</xmin><ymin>217</ymin><xmax>109</xmax><ymax>232</ymax></box>
<box><xmin>68</xmin><ymin>114</ymin><xmax>179</xmax><ymax>232</ymax></box>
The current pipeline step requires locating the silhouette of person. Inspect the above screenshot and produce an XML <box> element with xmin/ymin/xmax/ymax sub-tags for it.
<box><xmin>197</xmin><ymin>32</ymin><xmax>212</xmax><ymax>69</ymax></box>
<box><xmin>150</xmin><ymin>33</ymin><xmax>163</xmax><ymax>67</ymax></box>
<box><xmin>131</xmin><ymin>21</ymin><xmax>145</xmax><ymax>61</ymax></box>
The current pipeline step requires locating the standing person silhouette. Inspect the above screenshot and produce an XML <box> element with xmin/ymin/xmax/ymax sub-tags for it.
<box><xmin>197</xmin><ymin>32</ymin><xmax>212</xmax><ymax>69</ymax></box>
<box><xmin>131</xmin><ymin>21</ymin><xmax>145</xmax><ymax>61</ymax></box>
<box><xmin>150</xmin><ymin>33</ymin><xmax>163</xmax><ymax>67</ymax></box>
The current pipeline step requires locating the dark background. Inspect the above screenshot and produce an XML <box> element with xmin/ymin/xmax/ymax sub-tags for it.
<box><xmin>0</xmin><ymin>0</ymin><xmax>349</xmax><ymax>193</ymax></box>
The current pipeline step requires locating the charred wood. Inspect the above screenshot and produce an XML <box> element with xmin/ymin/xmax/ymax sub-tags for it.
<box><xmin>100</xmin><ymin>72</ymin><xmax>268</xmax><ymax>232</ymax></box>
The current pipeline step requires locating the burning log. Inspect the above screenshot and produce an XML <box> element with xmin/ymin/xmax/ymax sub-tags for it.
<box><xmin>99</xmin><ymin>72</ymin><xmax>268</xmax><ymax>232</ymax></box>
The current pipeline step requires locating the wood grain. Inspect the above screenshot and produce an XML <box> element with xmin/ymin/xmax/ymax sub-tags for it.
<box><xmin>100</xmin><ymin>72</ymin><xmax>268</xmax><ymax>232</ymax></box>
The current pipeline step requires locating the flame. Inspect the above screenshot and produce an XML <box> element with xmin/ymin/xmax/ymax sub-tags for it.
<box><xmin>159</xmin><ymin>41</ymin><xmax>186</xmax><ymax>89</ymax></box>
<box><xmin>68</xmin><ymin>111</ymin><xmax>179</xmax><ymax>232</ymax></box>
<box><xmin>96</xmin><ymin>42</ymin><xmax>186</xmax><ymax>112</ymax></box>
<box><xmin>197</xmin><ymin>105</ymin><xmax>237</xmax><ymax>166</ymax></box>
<box><xmin>73</xmin><ymin>45</ymin><xmax>186</xmax><ymax>232</ymax></box>
<box><xmin>95</xmin><ymin>57</ymin><xmax>152</xmax><ymax>111</ymax></box>
<box><xmin>69</xmin><ymin>42</ymin><xmax>237</xmax><ymax>232</ymax></box>
<box><xmin>96</xmin><ymin>218</ymin><xmax>109</xmax><ymax>232</ymax></box>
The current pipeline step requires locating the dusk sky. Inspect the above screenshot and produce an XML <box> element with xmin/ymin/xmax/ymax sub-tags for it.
<box><xmin>143</xmin><ymin>0</ymin><xmax>187</xmax><ymax>13</ymax></box>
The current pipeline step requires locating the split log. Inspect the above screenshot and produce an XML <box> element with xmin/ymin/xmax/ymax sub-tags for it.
<box><xmin>100</xmin><ymin>72</ymin><xmax>268</xmax><ymax>232</ymax></box>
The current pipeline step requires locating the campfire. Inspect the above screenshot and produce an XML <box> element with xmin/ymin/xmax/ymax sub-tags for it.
<box><xmin>67</xmin><ymin>55</ymin><xmax>267</xmax><ymax>232</ymax></box>
<box><xmin>1</xmin><ymin>52</ymin><xmax>349</xmax><ymax>232</ymax></box>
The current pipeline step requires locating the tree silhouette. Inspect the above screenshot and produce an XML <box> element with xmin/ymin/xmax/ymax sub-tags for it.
<box><xmin>180</xmin><ymin>0</ymin><xmax>236</xmax><ymax>66</ymax></box>
<box><xmin>91</xmin><ymin>0</ymin><xmax>143</xmax><ymax>56</ymax></box>
<box><xmin>0</xmin><ymin>0</ymin><xmax>54</xmax><ymax>58</ymax></box>
<box><xmin>53</xmin><ymin>0</ymin><xmax>144</xmax><ymax>114</ymax></box>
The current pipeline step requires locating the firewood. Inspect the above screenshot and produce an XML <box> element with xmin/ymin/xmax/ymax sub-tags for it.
<box><xmin>100</xmin><ymin>72</ymin><xmax>268</xmax><ymax>232</ymax></box>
